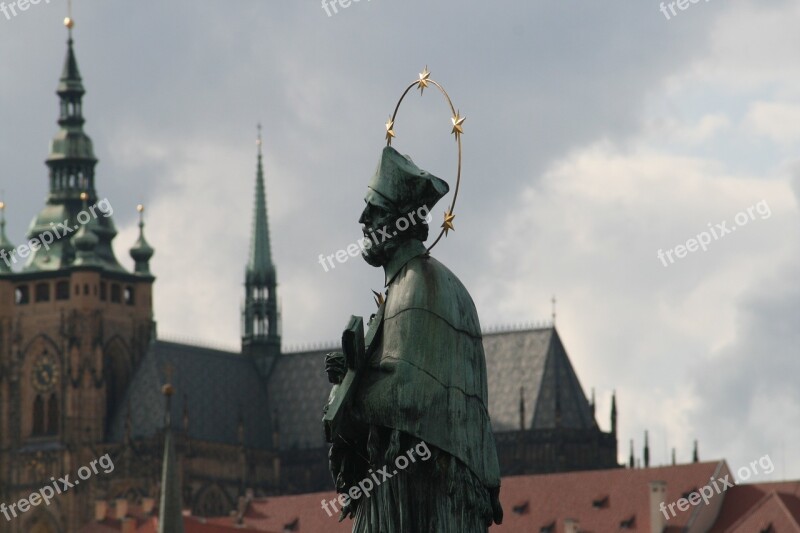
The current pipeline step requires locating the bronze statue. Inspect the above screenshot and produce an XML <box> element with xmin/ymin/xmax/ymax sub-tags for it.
<box><xmin>324</xmin><ymin>146</ymin><xmax>503</xmax><ymax>532</ymax></box>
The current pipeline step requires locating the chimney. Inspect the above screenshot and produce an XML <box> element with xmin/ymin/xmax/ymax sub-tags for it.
<box><xmin>115</xmin><ymin>498</ymin><xmax>128</xmax><ymax>519</ymax></box>
<box><xmin>94</xmin><ymin>500</ymin><xmax>108</xmax><ymax>522</ymax></box>
<box><xmin>649</xmin><ymin>480</ymin><xmax>667</xmax><ymax>533</ymax></box>
<box><xmin>564</xmin><ymin>518</ymin><xmax>580</xmax><ymax>533</ymax></box>
<box><xmin>141</xmin><ymin>497</ymin><xmax>156</xmax><ymax>514</ymax></box>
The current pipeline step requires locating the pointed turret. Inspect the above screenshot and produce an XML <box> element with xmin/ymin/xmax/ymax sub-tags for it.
<box><xmin>693</xmin><ymin>439</ymin><xmax>699</xmax><ymax>463</ymax></box>
<box><xmin>242</xmin><ymin>125</ymin><xmax>281</xmax><ymax>376</ymax></box>
<box><xmin>610</xmin><ymin>390</ymin><xmax>617</xmax><ymax>435</ymax></box>
<box><xmin>25</xmin><ymin>19</ymin><xmax>124</xmax><ymax>273</ymax></box>
<box><xmin>629</xmin><ymin>439</ymin><xmax>635</xmax><ymax>468</ymax></box>
<box><xmin>130</xmin><ymin>204</ymin><xmax>155</xmax><ymax>275</ymax></box>
<box><xmin>158</xmin><ymin>376</ymin><xmax>185</xmax><ymax>533</ymax></box>
<box><xmin>0</xmin><ymin>201</ymin><xmax>16</xmax><ymax>274</ymax></box>
<box><xmin>643</xmin><ymin>430</ymin><xmax>650</xmax><ymax>468</ymax></box>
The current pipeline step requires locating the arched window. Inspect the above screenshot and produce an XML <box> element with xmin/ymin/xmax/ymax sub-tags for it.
<box><xmin>55</xmin><ymin>281</ymin><xmax>70</xmax><ymax>300</ymax></box>
<box><xmin>47</xmin><ymin>394</ymin><xmax>59</xmax><ymax>435</ymax></box>
<box><xmin>33</xmin><ymin>395</ymin><xmax>45</xmax><ymax>436</ymax></box>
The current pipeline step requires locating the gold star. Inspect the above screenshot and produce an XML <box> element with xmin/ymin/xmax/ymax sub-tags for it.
<box><xmin>372</xmin><ymin>289</ymin><xmax>385</xmax><ymax>308</ymax></box>
<box><xmin>441</xmin><ymin>210</ymin><xmax>455</xmax><ymax>235</ymax></box>
<box><xmin>451</xmin><ymin>111</ymin><xmax>465</xmax><ymax>140</ymax></box>
<box><xmin>385</xmin><ymin>117</ymin><xmax>395</xmax><ymax>143</ymax></box>
<box><xmin>417</xmin><ymin>66</ymin><xmax>431</xmax><ymax>94</ymax></box>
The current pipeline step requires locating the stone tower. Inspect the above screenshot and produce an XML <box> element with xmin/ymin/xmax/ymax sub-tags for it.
<box><xmin>0</xmin><ymin>22</ymin><xmax>155</xmax><ymax>533</ymax></box>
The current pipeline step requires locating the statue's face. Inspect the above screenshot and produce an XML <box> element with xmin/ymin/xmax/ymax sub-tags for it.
<box><xmin>359</xmin><ymin>199</ymin><xmax>398</xmax><ymax>267</ymax></box>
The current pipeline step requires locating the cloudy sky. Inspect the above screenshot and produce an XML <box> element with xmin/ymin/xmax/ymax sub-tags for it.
<box><xmin>2</xmin><ymin>0</ymin><xmax>798</xmax><ymax>479</ymax></box>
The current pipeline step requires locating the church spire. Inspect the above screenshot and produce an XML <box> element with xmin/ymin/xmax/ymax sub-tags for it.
<box><xmin>158</xmin><ymin>373</ymin><xmax>185</xmax><ymax>533</ymax></box>
<box><xmin>242</xmin><ymin>125</ymin><xmax>281</xmax><ymax>376</ymax></box>
<box><xmin>48</xmin><ymin>16</ymin><xmax>97</xmax><ymax>200</ymax></box>
<box><xmin>24</xmin><ymin>17</ymin><xmax>125</xmax><ymax>273</ymax></box>
<box><xmin>247</xmin><ymin>124</ymin><xmax>274</xmax><ymax>280</ymax></box>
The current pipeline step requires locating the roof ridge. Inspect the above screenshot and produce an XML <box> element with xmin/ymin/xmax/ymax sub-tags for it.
<box><xmin>156</xmin><ymin>335</ymin><xmax>239</xmax><ymax>354</ymax></box>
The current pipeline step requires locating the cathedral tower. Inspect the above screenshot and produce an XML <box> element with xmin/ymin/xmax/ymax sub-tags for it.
<box><xmin>241</xmin><ymin>127</ymin><xmax>281</xmax><ymax>377</ymax></box>
<box><xmin>0</xmin><ymin>20</ymin><xmax>155</xmax><ymax>533</ymax></box>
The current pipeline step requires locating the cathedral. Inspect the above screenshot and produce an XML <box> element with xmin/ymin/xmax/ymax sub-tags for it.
<box><xmin>0</xmin><ymin>24</ymin><xmax>618</xmax><ymax>533</ymax></box>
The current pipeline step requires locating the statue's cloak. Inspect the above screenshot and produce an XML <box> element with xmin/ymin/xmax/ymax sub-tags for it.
<box><xmin>355</xmin><ymin>250</ymin><xmax>501</xmax><ymax>489</ymax></box>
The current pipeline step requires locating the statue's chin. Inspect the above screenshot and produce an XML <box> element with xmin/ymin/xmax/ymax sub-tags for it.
<box><xmin>361</xmin><ymin>236</ymin><xmax>394</xmax><ymax>267</ymax></box>
<box><xmin>361</xmin><ymin>249</ymin><xmax>386</xmax><ymax>267</ymax></box>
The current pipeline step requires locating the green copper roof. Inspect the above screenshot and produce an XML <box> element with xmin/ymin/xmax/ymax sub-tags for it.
<box><xmin>58</xmin><ymin>34</ymin><xmax>85</xmax><ymax>95</ymax></box>
<box><xmin>246</xmin><ymin>136</ymin><xmax>275</xmax><ymax>284</ymax></box>
<box><xmin>22</xmin><ymin>29</ymin><xmax>128</xmax><ymax>274</ymax></box>
<box><xmin>0</xmin><ymin>208</ymin><xmax>15</xmax><ymax>273</ymax></box>
<box><xmin>130</xmin><ymin>209</ymin><xmax>155</xmax><ymax>275</ymax></box>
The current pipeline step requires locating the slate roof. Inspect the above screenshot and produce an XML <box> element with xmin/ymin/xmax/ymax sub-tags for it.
<box><xmin>483</xmin><ymin>326</ymin><xmax>593</xmax><ymax>432</ymax></box>
<box><xmin>267</xmin><ymin>349</ymin><xmax>330</xmax><ymax>450</ymax></box>
<box><xmin>108</xmin><ymin>341</ymin><xmax>273</xmax><ymax>449</ymax></box>
<box><xmin>268</xmin><ymin>326</ymin><xmax>595</xmax><ymax>451</ymax></box>
<box><xmin>113</xmin><ymin>326</ymin><xmax>594</xmax><ymax>452</ymax></box>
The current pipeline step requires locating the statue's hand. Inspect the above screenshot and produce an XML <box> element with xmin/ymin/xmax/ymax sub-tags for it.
<box><xmin>325</xmin><ymin>352</ymin><xmax>347</xmax><ymax>384</ymax></box>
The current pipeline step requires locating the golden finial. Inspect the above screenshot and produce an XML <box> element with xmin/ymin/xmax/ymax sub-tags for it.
<box><xmin>0</xmin><ymin>201</ymin><xmax>5</xmax><ymax>211</ymax></box>
<box><xmin>256</xmin><ymin>123</ymin><xmax>263</xmax><ymax>147</ymax></box>
<box><xmin>80</xmin><ymin>191</ymin><xmax>88</xmax><ymax>201</ymax></box>
<box><xmin>137</xmin><ymin>204</ymin><xmax>144</xmax><ymax>213</ymax></box>
<box><xmin>162</xmin><ymin>364</ymin><xmax>175</xmax><ymax>396</ymax></box>
<box><xmin>64</xmin><ymin>0</ymin><xmax>74</xmax><ymax>28</ymax></box>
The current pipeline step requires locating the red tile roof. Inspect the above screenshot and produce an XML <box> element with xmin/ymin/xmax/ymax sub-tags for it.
<box><xmin>206</xmin><ymin>461</ymin><xmax>727</xmax><ymax>532</ymax></box>
<box><xmin>710</xmin><ymin>481</ymin><xmax>800</xmax><ymax>532</ymax></box>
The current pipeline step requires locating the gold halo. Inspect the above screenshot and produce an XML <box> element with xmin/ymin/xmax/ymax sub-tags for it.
<box><xmin>384</xmin><ymin>66</ymin><xmax>463</xmax><ymax>253</ymax></box>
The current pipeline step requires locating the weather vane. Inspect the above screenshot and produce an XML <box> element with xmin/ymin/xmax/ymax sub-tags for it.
<box><xmin>384</xmin><ymin>66</ymin><xmax>464</xmax><ymax>252</ymax></box>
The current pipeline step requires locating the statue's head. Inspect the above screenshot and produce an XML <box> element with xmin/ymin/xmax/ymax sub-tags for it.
<box><xmin>359</xmin><ymin>147</ymin><xmax>449</xmax><ymax>267</ymax></box>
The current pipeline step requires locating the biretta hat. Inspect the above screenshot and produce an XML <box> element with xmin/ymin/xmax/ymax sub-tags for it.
<box><xmin>365</xmin><ymin>146</ymin><xmax>450</xmax><ymax>214</ymax></box>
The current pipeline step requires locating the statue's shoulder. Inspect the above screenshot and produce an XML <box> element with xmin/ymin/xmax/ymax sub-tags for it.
<box><xmin>387</xmin><ymin>254</ymin><xmax>481</xmax><ymax>335</ymax></box>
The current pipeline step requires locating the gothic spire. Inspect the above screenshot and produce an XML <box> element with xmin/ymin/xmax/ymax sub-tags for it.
<box><xmin>242</xmin><ymin>125</ymin><xmax>281</xmax><ymax>376</ymax></box>
<box><xmin>246</xmin><ymin>124</ymin><xmax>275</xmax><ymax>284</ymax></box>
<box><xmin>158</xmin><ymin>374</ymin><xmax>185</xmax><ymax>533</ymax></box>
<box><xmin>610</xmin><ymin>390</ymin><xmax>617</xmax><ymax>435</ymax></box>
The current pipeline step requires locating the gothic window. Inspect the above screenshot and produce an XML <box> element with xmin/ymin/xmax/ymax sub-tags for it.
<box><xmin>100</xmin><ymin>282</ymin><xmax>107</xmax><ymax>301</ymax></box>
<box><xmin>124</xmin><ymin>286</ymin><xmax>134</xmax><ymax>305</ymax></box>
<box><xmin>110</xmin><ymin>284</ymin><xmax>121</xmax><ymax>303</ymax></box>
<box><xmin>33</xmin><ymin>395</ymin><xmax>45</xmax><ymax>436</ymax></box>
<box><xmin>47</xmin><ymin>394</ymin><xmax>59</xmax><ymax>435</ymax></box>
<box><xmin>15</xmin><ymin>285</ymin><xmax>29</xmax><ymax>305</ymax></box>
<box><xmin>35</xmin><ymin>283</ymin><xmax>50</xmax><ymax>302</ymax></box>
<box><xmin>193</xmin><ymin>485</ymin><xmax>230</xmax><ymax>518</ymax></box>
<box><xmin>55</xmin><ymin>281</ymin><xmax>70</xmax><ymax>300</ymax></box>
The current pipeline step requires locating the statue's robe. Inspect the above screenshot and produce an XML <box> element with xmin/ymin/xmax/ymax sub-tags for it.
<box><xmin>350</xmin><ymin>240</ymin><xmax>501</xmax><ymax>532</ymax></box>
